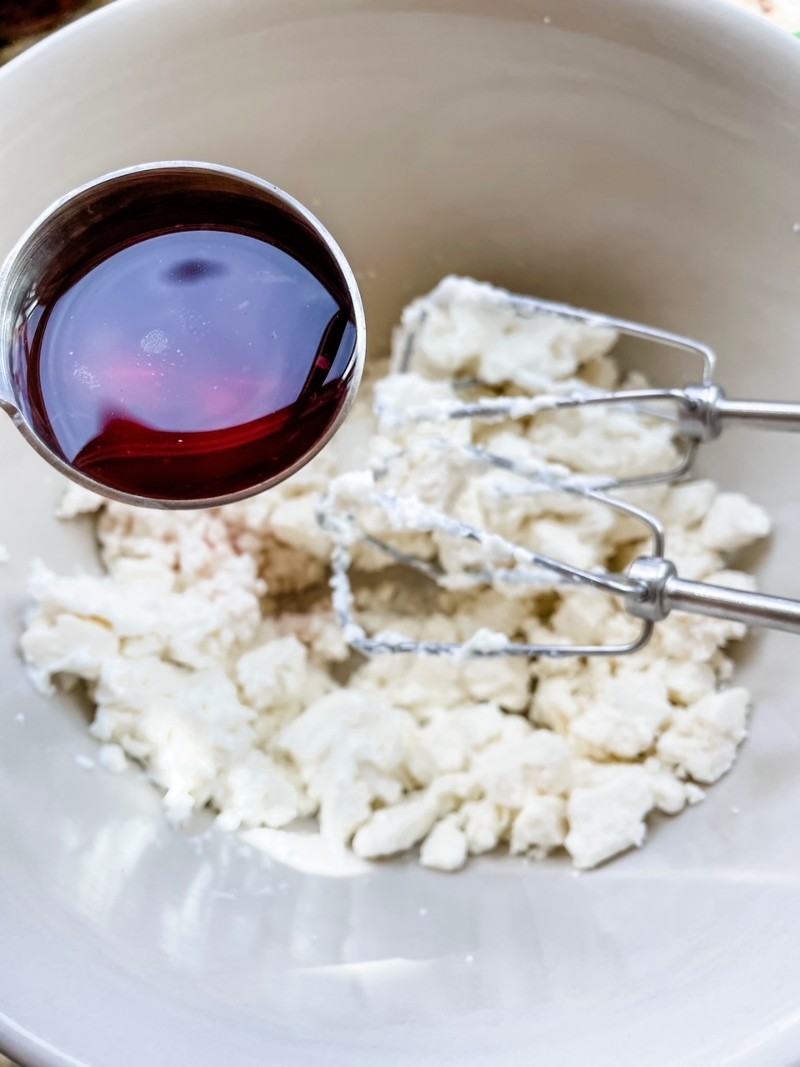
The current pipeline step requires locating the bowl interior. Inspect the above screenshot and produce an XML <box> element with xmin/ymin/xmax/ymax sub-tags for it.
<box><xmin>3</xmin><ymin>1</ymin><xmax>800</xmax><ymax>1065</ymax></box>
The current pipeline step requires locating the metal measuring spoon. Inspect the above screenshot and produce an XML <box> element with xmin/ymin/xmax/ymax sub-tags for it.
<box><xmin>0</xmin><ymin>161</ymin><xmax>365</xmax><ymax>509</ymax></box>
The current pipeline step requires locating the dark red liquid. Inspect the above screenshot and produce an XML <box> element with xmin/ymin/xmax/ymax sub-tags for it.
<box><xmin>13</xmin><ymin>189</ymin><xmax>358</xmax><ymax>502</ymax></box>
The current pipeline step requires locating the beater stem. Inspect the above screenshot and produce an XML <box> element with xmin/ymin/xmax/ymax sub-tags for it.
<box><xmin>667</xmin><ymin>576</ymin><xmax>800</xmax><ymax>633</ymax></box>
<box><xmin>715</xmin><ymin>395</ymin><xmax>800</xmax><ymax>434</ymax></box>
<box><xmin>627</xmin><ymin>557</ymin><xmax>800</xmax><ymax>634</ymax></box>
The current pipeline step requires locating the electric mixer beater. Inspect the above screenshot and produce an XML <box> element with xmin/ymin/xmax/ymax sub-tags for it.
<box><xmin>318</xmin><ymin>282</ymin><xmax>800</xmax><ymax>655</ymax></box>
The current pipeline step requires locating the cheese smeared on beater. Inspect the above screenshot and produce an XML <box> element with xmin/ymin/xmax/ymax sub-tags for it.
<box><xmin>21</xmin><ymin>277</ymin><xmax>770</xmax><ymax>871</ymax></box>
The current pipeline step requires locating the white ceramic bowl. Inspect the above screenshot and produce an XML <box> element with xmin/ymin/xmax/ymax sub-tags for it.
<box><xmin>3</xmin><ymin>2</ymin><xmax>800</xmax><ymax>1065</ymax></box>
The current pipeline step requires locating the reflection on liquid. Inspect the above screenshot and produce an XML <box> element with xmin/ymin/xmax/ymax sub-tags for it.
<box><xmin>17</xmin><ymin>228</ymin><xmax>358</xmax><ymax>500</ymax></box>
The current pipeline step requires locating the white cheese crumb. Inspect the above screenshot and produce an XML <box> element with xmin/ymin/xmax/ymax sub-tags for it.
<box><xmin>56</xmin><ymin>483</ymin><xmax>106</xmax><ymax>519</ymax></box>
<box><xmin>565</xmin><ymin>770</ymin><xmax>653</xmax><ymax>869</ymax></box>
<box><xmin>97</xmin><ymin>743</ymin><xmax>128</xmax><ymax>774</ymax></box>
<box><xmin>421</xmin><ymin>816</ymin><xmax>469</xmax><ymax>871</ymax></box>
<box><xmin>510</xmin><ymin>795</ymin><xmax>567</xmax><ymax>855</ymax></box>
<box><xmin>700</xmin><ymin>493</ymin><xmax>771</xmax><ymax>553</ymax></box>
<box><xmin>21</xmin><ymin>276</ymin><xmax>769</xmax><ymax>872</ymax></box>
<box><xmin>657</xmin><ymin>687</ymin><xmax>750</xmax><ymax>783</ymax></box>
<box><xmin>352</xmin><ymin>793</ymin><xmax>442</xmax><ymax>859</ymax></box>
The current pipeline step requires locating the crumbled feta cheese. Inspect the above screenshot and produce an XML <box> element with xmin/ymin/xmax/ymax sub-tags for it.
<box><xmin>420</xmin><ymin>816</ymin><xmax>469</xmax><ymax>871</ymax></box>
<box><xmin>700</xmin><ymin>493</ymin><xmax>771</xmax><ymax>553</ymax></box>
<box><xmin>97</xmin><ymin>742</ymin><xmax>128</xmax><ymax>774</ymax></box>
<box><xmin>510</xmin><ymin>795</ymin><xmax>567</xmax><ymax>855</ymax></box>
<box><xmin>21</xmin><ymin>277</ymin><xmax>769</xmax><ymax>872</ymax></box>
<box><xmin>657</xmin><ymin>687</ymin><xmax>750</xmax><ymax>783</ymax></box>
<box><xmin>56</xmin><ymin>483</ymin><xmax>106</xmax><ymax>519</ymax></box>
<box><xmin>565</xmin><ymin>766</ymin><xmax>654</xmax><ymax>869</ymax></box>
<box><xmin>353</xmin><ymin>792</ymin><xmax>443</xmax><ymax>859</ymax></box>
<box><xmin>21</xmin><ymin>600</ymin><xmax>119</xmax><ymax>693</ymax></box>
<box><xmin>393</xmin><ymin>276</ymin><xmax>619</xmax><ymax>390</ymax></box>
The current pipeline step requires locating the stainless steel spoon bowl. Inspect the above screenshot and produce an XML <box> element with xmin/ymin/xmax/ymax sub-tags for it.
<box><xmin>0</xmin><ymin>160</ymin><xmax>366</xmax><ymax>509</ymax></box>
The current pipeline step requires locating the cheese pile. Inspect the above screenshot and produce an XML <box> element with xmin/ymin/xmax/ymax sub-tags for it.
<box><xmin>20</xmin><ymin>277</ymin><xmax>771</xmax><ymax>871</ymax></box>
